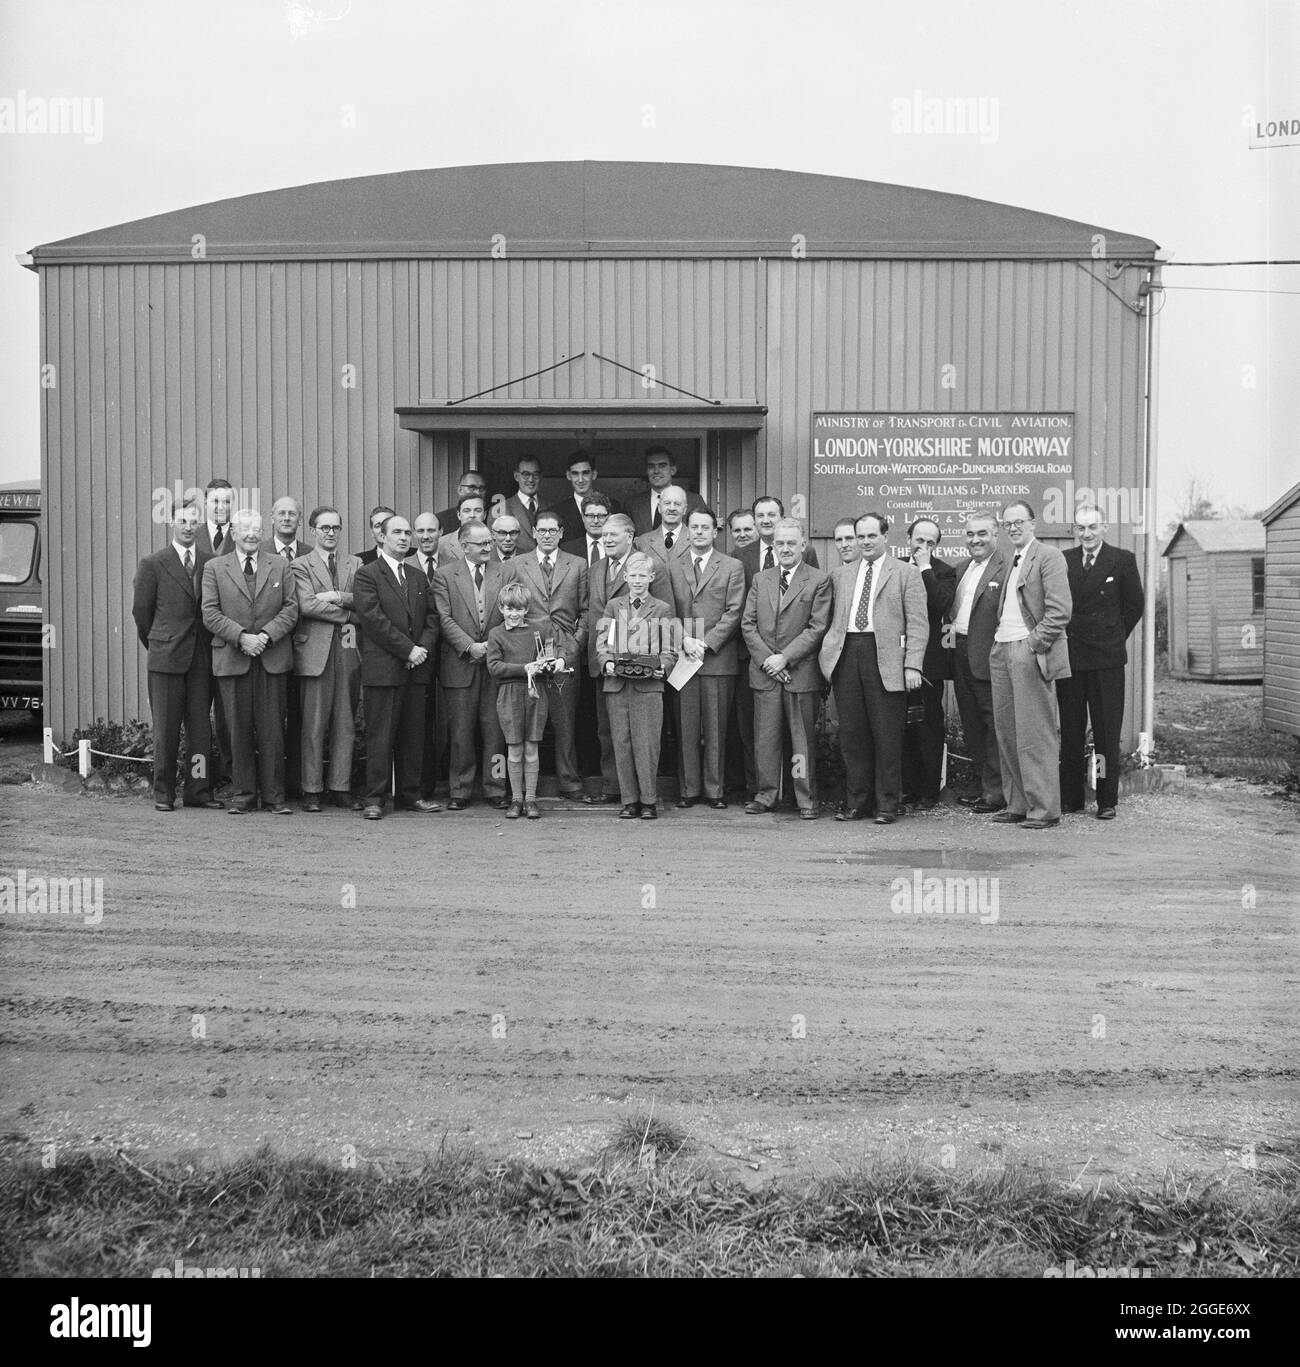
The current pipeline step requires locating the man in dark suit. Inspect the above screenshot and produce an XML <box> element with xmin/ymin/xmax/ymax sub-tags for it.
<box><xmin>668</xmin><ymin>509</ymin><xmax>745</xmax><ymax>808</ymax></box>
<box><xmin>584</xmin><ymin>513</ymin><xmax>670</xmax><ymax>802</ymax></box>
<box><xmin>988</xmin><ymin>502</ymin><xmax>1072</xmax><ymax>829</ymax></box>
<box><xmin>726</xmin><ymin>508</ymin><xmax>758</xmax><ymax>554</ymax></box>
<box><xmin>499</xmin><ymin>454</ymin><xmax>543</xmax><ymax>553</ymax></box>
<box><xmin>1058</xmin><ymin>506</ymin><xmax>1144</xmax><ymax>820</ymax></box>
<box><xmin>201</xmin><ymin>510</ymin><xmax>299</xmax><ymax>814</ymax></box>
<box><xmin>491</xmin><ymin>513</ymin><xmax>523</xmax><ymax>563</ymax></box>
<box><xmin>626</xmin><ymin>447</ymin><xmax>706</xmax><ymax>535</ymax></box>
<box><xmin>547</xmin><ymin>451</ymin><xmax>622</xmax><ymax>540</ymax></box>
<box><xmin>900</xmin><ymin>518</ymin><xmax>957</xmax><ymax>808</ymax></box>
<box><xmin>596</xmin><ymin>553</ymin><xmax>678</xmax><ymax>819</ymax></box>
<box><xmin>947</xmin><ymin>511</ymin><xmax>1008</xmax><ymax>813</ymax></box>
<box><xmin>197</xmin><ymin>479</ymin><xmax>236</xmax><ymax>558</ymax></box>
<box><xmin>561</xmin><ymin>493</ymin><xmax>611</xmax><ymax>568</ymax></box>
<box><xmin>731</xmin><ymin>496</ymin><xmax>821</xmax><ymax>799</ymax></box>
<box><xmin>437</xmin><ymin>470</ymin><xmax>488</xmax><ymax>535</ymax></box>
<box><xmin>131</xmin><ymin>501</ymin><xmax>222</xmax><ymax>812</ymax></box>
<box><xmin>412</xmin><ymin>512</ymin><xmax>459</xmax><ymax>801</ymax></box>
<box><xmin>741</xmin><ymin>518</ymin><xmax>832</xmax><ymax>819</ymax></box>
<box><xmin>514</xmin><ymin>510</ymin><xmax>588</xmax><ymax>799</ymax></box>
<box><xmin>819</xmin><ymin>513</ymin><xmax>928</xmax><ymax>824</ymax></box>
<box><xmin>352</xmin><ymin>514</ymin><xmax>442</xmax><ymax>820</ymax></box>
<box><xmin>431</xmin><ymin>522</ymin><xmax>518</xmax><ymax>809</ymax></box>
<box><xmin>290</xmin><ymin>505</ymin><xmax>362</xmax><ymax>812</ymax></box>
<box><xmin>260</xmin><ymin>496</ymin><xmax>312</xmax><ymax>797</ymax></box>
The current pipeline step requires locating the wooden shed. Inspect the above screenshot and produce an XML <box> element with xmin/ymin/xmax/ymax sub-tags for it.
<box><xmin>1261</xmin><ymin>481</ymin><xmax>1300</xmax><ymax>735</ymax></box>
<box><xmin>24</xmin><ymin>161</ymin><xmax>1160</xmax><ymax>740</ymax></box>
<box><xmin>1162</xmin><ymin>520</ymin><xmax>1266</xmax><ymax>680</ymax></box>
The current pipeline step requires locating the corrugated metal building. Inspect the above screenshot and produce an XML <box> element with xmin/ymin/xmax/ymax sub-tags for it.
<box><xmin>1161</xmin><ymin>520</ymin><xmax>1266</xmax><ymax>681</ymax></box>
<box><xmin>1261</xmin><ymin>482</ymin><xmax>1300</xmax><ymax>734</ymax></box>
<box><xmin>26</xmin><ymin>161</ymin><xmax>1159</xmax><ymax>741</ymax></box>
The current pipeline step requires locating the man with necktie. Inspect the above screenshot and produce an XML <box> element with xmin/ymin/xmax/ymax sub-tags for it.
<box><xmin>1058</xmin><ymin>505</ymin><xmax>1144</xmax><ymax>820</ymax></box>
<box><xmin>626</xmin><ymin>447</ymin><xmax>706</xmax><ymax>535</ymax></box>
<box><xmin>260</xmin><ymin>496</ymin><xmax>312</xmax><ymax>797</ymax></box>
<box><xmin>987</xmin><ymin>502</ymin><xmax>1073</xmax><ymax>829</ymax></box>
<box><xmin>352</xmin><ymin>514</ymin><xmax>442</xmax><ymax>820</ymax></box>
<box><xmin>201</xmin><ymin>509</ymin><xmax>300</xmax><ymax>814</ymax></box>
<box><xmin>131</xmin><ymin>500</ymin><xmax>222</xmax><ymax>812</ymax></box>
<box><xmin>501</xmin><ymin>455</ymin><xmax>544</xmax><ymax>553</ymax></box>
<box><xmin>412</xmin><ymin>512</ymin><xmax>458</xmax><ymax>802</ymax></box>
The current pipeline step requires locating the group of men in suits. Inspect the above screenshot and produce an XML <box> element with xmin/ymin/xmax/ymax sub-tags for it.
<box><xmin>132</xmin><ymin>462</ymin><xmax>1143</xmax><ymax>826</ymax></box>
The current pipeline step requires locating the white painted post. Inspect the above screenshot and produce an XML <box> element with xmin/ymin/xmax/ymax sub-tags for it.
<box><xmin>78</xmin><ymin>739</ymin><xmax>92</xmax><ymax>778</ymax></box>
<box><xmin>43</xmin><ymin>727</ymin><xmax>55</xmax><ymax>765</ymax></box>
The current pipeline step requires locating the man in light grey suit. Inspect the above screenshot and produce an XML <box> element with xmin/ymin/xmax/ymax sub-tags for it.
<box><xmin>290</xmin><ymin>506</ymin><xmax>361</xmax><ymax>812</ymax></box>
<box><xmin>742</xmin><ymin>518</ymin><xmax>833</xmax><ymax>819</ymax></box>
<box><xmin>634</xmin><ymin>485</ymin><xmax>693</xmax><ymax>572</ymax></box>
<box><xmin>988</xmin><ymin>502</ymin><xmax>1073</xmax><ymax>829</ymax></box>
<box><xmin>819</xmin><ymin>513</ymin><xmax>928</xmax><ymax>824</ymax></box>
<box><xmin>514</xmin><ymin>510</ymin><xmax>589</xmax><ymax>799</ymax></box>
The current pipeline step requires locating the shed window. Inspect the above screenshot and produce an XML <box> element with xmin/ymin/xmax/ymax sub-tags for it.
<box><xmin>1252</xmin><ymin>557</ymin><xmax>1264</xmax><ymax>612</ymax></box>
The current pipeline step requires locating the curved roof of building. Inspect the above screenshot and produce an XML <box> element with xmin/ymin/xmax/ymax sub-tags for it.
<box><xmin>29</xmin><ymin>161</ymin><xmax>1158</xmax><ymax>264</ymax></box>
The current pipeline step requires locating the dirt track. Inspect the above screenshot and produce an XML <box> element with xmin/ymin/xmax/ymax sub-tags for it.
<box><xmin>1</xmin><ymin>773</ymin><xmax>1296</xmax><ymax>1186</ymax></box>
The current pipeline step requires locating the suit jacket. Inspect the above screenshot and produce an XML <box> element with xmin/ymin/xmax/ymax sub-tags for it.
<box><xmin>667</xmin><ymin>550</ymin><xmax>745</xmax><ymax>676</ymax></box>
<box><xmin>739</xmin><ymin>539</ymin><xmax>821</xmax><ymax>589</ymax></box>
<box><xmin>132</xmin><ymin>545</ymin><xmax>212</xmax><ymax>673</ymax></box>
<box><xmin>1062</xmin><ymin>542</ymin><xmax>1144</xmax><ymax>671</ymax></box>
<box><xmin>635</xmin><ymin>525</ymin><xmax>694</xmax><ymax>573</ymax></box>
<box><xmin>586</xmin><ymin>552</ymin><xmax>671</xmax><ymax>677</ymax></box>
<box><xmin>818</xmin><ymin>554</ymin><xmax>929</xmax><ymax>690</ymax></box>
<box><xmin>996</xmin><ymin>539</ymin><xmax>1073</xmax><ymax>681</ymax></box>
<box><xmin>912</xmin><ymin>554</ymin><xmax>958</xmax><ymax>681</ymax></box>
<box><xmin>741</xmin><ymin>562</ymin><xmax>833</xmax><ymax>693</ymax></box>
<box><xmin>290</xmin><ymin>550</ymin><xmax>362</xmax><ymax>677</ymax></box>
<box><xmin>432</xmin><ymin>557</ymin><xmax>519</xmax><ymax>687</ymax></box>
<box><xmin>197</xmin><ymin>523</ymin><xmax>236</xmax><ymax>558</ymax></box>
<box><xmin>201</xmin><ymin>553</ymin><xmax>299</xmax><ymax>676</ymax></box>
<box><xmin>947</xmin><ymin>549</ymin><xmax>1008</xmax><ymax>681</ymax></box>
<box><xmin>353</xmin><ymin>557</ymin><xmax>438</xmax><ymax>687</ymax></box>
<box><xmin>500</xmin><ymin>493</ymin><xmax>540</xmax><ymax>552</ymax></box>
<box><xmin>626</xmin><ymin>488</ymin><xmax>707</xmax><ymax>537</ymax></box>
<box><xmin>359</xmin><ymin>545</ymin><xmax>415</xmax><ymax>566</ymax></box>
<box><xmin>596</xmin><ymin>594</ymin><xmax>677</xmax><ymax>692</ymax></box>
<box><xmin>513</xmin><ymin>550</ymin><xmax>589</xmax><ymax>670</ymax></box>
<box><xmin>546</xmin><ymin>491</ymin><xmax>624</xmax><ymax>541</ymax></box>
<box><xmin>562</xmin><ymin>534</ymin><xmax>603</xmax><ymax>565</ymax></box>
<box><xmin>260</xmin><ymin>537</ymin><xmax>312</xmax><ymax>562</ymax></box>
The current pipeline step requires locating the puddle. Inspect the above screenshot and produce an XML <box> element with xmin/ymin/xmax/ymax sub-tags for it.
<box><xmin>812</xmin><ymin>848</ymin><xmax>1071</xmax><ymax>869</ymax></box>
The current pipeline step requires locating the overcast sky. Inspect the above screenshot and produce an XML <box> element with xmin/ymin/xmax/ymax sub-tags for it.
<box><xmin>1</xmin><ymin>0</ymin><xmax>1295</xmax><ymax>527</ymax></box>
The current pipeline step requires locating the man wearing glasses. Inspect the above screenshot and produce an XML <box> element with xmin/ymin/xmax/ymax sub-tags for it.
<box><xmin>987</xmin><ymin>503</ymin><xmax>1072</xmax><ymax>830</ymax></box>
<box><xmin>291</xmin><ymin>507</ymin><xmax>363</xmax><ymax>812</ymax></box>
<box><xmin>562</xmin><ymin>493</ymin><xmax>611</xmax><ymax>566</ymax></box>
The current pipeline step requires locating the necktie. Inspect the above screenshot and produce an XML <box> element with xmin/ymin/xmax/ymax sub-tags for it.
<box><xmin>763</xmin><ymin>546</ymin><xmax>774</xmax><ymax>571</ymax></box>
<box><xmin>651</xmin><ymin>497</ymin><xmax>661</xmax><ymax>529</ymax></box>
<box><xmin>328</xmin><ymin>553</ymin><xmax>337</xmax><ymax>586</ymax></box>
<box><xmin>424</xmin><ymin>555</ymin><xmax>434</xmax><ymax>578</ymax></box>
<box><xmin>396</xmin><ymin>562</ymin><xmax>406</xmax><ymax>589</ymax></box>
<box><xmin>693</xmin><ymin>556</ymin><xmax>703</xmax><ymax>586</ymax></box>
<box><xmin>541</xmin><ymin>554</ymin><xmax>553</xmax><ymax>590</ymax></box>
<box><xmin>525</xmin><ymin>497</ymin><xmax>534</xmax><ymax>520</ymax></box>
<box><xmin>474</xmin><ymin>564</ymin><xmax>484</xmax><ymax>591</ymax></box>
<box><xmin>1013</xmin><ymin>553</ymin><xmax>1022</xmax><ymax>568</ymax></box>
<box><xmin>213</xmin><ymin>526</ymin><xmax>224</xmax><ymax>551</ymax></box>
<box><xmin>664</xmin><ymin>530</ymin><xmax>674</xmax><ymax>551</ymax></box>
<box><xmin>854</xmin><ymin>560</ymin><xmax>873</xmax><ymax>631</ymax></box>
<box><xmin>631</xmin><ymin>597</ymin><xmax>643</xmax><ymax>611</ymax></box>
<box><xmin>779</xmin><ymin>568</ymin><xmax>790</xmax><ymax>597</ymax></box>
<box><xmin>183</xmin><ymin>549</ymin><xmax>193</xmax><ymax>576</ymax></box>
<box><xmin>281</xmin><ymin>543</ymin><xmax>294</xmax><ymax>561</ymax></box>
<box><xmin>1083</xmin><ymin>553</ymin><xmax>1094</xmax><ymax>574</ymax></box>
<box><xmin>243</xmin><ymin>555</ymin><xmax>255</xmax><ymax>578</ymax></box>
<box><xmin>589</xmin><ymin>540</ymin><xmax>599</xmax><ymax>568</ymax></box>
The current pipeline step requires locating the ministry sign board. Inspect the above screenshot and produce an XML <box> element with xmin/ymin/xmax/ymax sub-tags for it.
<box><xmin>809</xmin><ymin>412</ymin><xmax>1076</xmax><ymax>539</ymax></box>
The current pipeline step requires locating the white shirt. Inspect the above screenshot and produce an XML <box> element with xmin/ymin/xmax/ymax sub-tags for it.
<box><xmin>273</xmin><ymin>538</ymin><xmax>298</xmax><ymax>558</ymax></box>
<box><xmin>953</xmin><ymin>558</ymin><xmax>987</xmax><ymax>634</ymax></box>
<box><xmin>847</xmin><ymin>554</ymin><xmax>886</xmax><ymax>633</ymax></box>
<box><xmin>536</xmin><ymin>549</ymin><xmax>556</xmax><ymax>570</ymax></box>
<box><xmin>172</xmin><ymin>542</ymin><xmax>195</xmax><ymax>565</ymax></box>
<box><xmin>418</xmin><ymin>551</ymin><xmax>439</xmax><ymax>578</ymax></box>
<box><xmin>586</xmin><ymin>536</ymin><xmax>603</xmax><ymax>561</ymax></box>
<box><xmin>380</xmin><ymin>550</ymin><xmax>408</xmax><ymax>579</ymax></box>
<box><xmin>995</xmin><ymin>540</ymin><xmax>1033</xmax><ymax>642</ymax></box>
<box><xmin>757</xmin><ymin>541</ymin><xmax>778</xmax><ymax>570</ymax></box>
<box><xmin>689</xmin><ymin>548</ymin><xmax>713</xmax><ymax>577</ymax></box>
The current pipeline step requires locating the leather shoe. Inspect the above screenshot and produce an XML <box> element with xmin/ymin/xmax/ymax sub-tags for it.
<box><xmin>619</xmin><ymin>803</ymin><xmax>642</xmax><ymax>819</ymax></box>
<box><xmin>302</xmin><ymin>795</ymin><xmax>323</xmax><ymax>812</ymax></box>
<box><xmin>835</xmin><ymin>806</ymin><xmax>871</xmax><ymax>822</ymax></box>
<box><xmin>1021</xmin><ymin>817</ymin><xmax>1060</xmax><ymax>829</ymax></box>
<box><xmin>446</xmin><ymin>798</ymin><xmax>469</xmax><ymax>811</ymax></box>
<box><xmin>874</xmin><ymin>812</ymin><xmax>898</xmax><ymax>825</ymax></box>
<box><xmin>362</xmin><ymin>805</ymin><xmax>383</xmax><ymax>820</ymax></box>
<box><xmin>154</xmin><ymin>802</ymin><xmax>174</xmax><ymax>812</ymax></box>
<box><xmin>486</xmin><ymin>796</ymin><xmax>509</xmax><ymax>809</ymax></box>
<box><xmin>524</xmin><ymin>802</ymin><xmax>541</xmax><ymax>820</ymax></box>
<box><xmin>708</xmin><ymin>799</ymin><xmax>728</xmax><ymax>810</ymax></box>
<box><xmin>409</xmin><ymin>798</ymin><xmax>443</xmax><ymax>813</ymax></box>
<box><xmin>227</xmin><ymin>804</ymin><xmax>253</xmax><ymax>815</ymax></box>
<box><xmin>504</xmin><ymin>802</ymin><xmax>522</xmax><ymax>819</ymax></box>
<box><xmin>675</xmin><ymin>796</ymin><xmax>698</xmax><ymax>808</ymax></box>
<box><xmin>640</xmin><ymin>804</ymin><xmax>658</xmax><ymax>820</ymax></box>
<box><xmin>973</xmin><ymin>799</ymin><xmax>1006</xmax><ymax>814</ymax></box>
<box><xmin>327</xmin><ymin>791</ymin><xmax>363</xmax><ymax>810</ymax></box>
<box><xmin>269</xmin><ymin>805</ymin><xmax>294</xmax><ymax>815</ymax></box>
<box><xmin>584</xmin><ymin>792</ymin><xmax>619</xmax><ymax>805</ymax></box>
<box><xmin>744</xmin><ymin>800</ymin><xmax>771</xmax><ymax>815</ymax></box>
<box><xmin>957</xmin><ymin>795</ymin><xmax>981</xmax><ymax>807</ymax></box>
<box><xmin>1096</xmin><ymin>807</ymin><xmax>1117</xmax><ymax>820</ymax></box>
<box><xmin>183</xmin><ymin>799</ymin><xmax>225</xmax><ymax>810</ymax></box>
<box><xmin>799</xmin><ymin>808</ymin><xmax>819</xmax><ymax>821</ymax></box>
<box><xmin>990</xmin><ymin>811</ymin><xmax>1026</xmax><ymax>823</ymax></box>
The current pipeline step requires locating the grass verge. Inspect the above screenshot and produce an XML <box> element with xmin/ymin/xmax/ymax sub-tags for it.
<box><xmin>2</xmin><ymin>1142</ymin><xmax>1295</xmax><ymax>1277</ymax></box>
